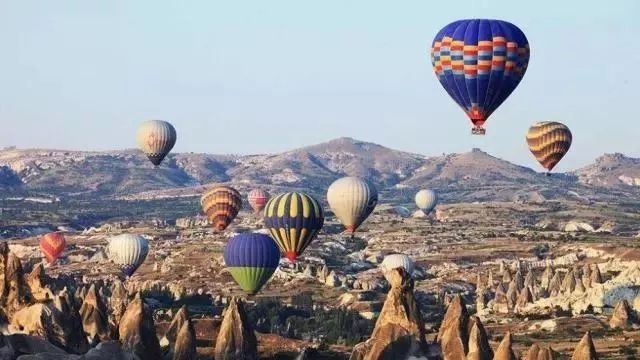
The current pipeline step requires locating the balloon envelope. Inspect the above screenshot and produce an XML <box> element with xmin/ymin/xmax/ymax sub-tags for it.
<box><xmin>431</xmin><ymin>19</ymin><xmax>530</xmax><ymax>134</ymax></box>
<box><xmin>381</xmin><ymin>254</ymin><xmax>415</xmax><ymax>282</ymax></box>
<box><xmin>248</xmin><ymin>189</ymin><xmax>270</xmax><ymax>213</ymax></box>
<box><xmin>526</xmin><ymin>122</ymin><xmax>572</xmax><ymax>171</ymax></box>
<box><xmin>137</xmin><ymin>120</ymin><xmax>177</xmax><ymax>166</ymax></box>
<box><xmin>40</xmin><ymin>232</ymin><xmax>66</xmax><ymax>264</ymax></box>
<box><xmin>224</xmin><ymin>233</ymin><xmax>280</xmax><ymax>294</ymax></box>
<box><xmin>264</xmin><ymin>192</ymin><xmax>324</xmax><ymax>262</ymax></box>
<box><xmin>327</xmin><ymin>177</ymin><xmax>378</xmax><ymax>234</ymax></box>
<box><xmin>415</xmin><ymin>189</ymin><xmax>438</xmax><ymax>214</ymax></box>
<box><xmin>201</xmin><ymin>186</ymin><xmax>242</xmax><ymax>231</ymax></box>
<box><xmin>107</xmin><ymin>234</ymin><xmax>149</xmax><ymax>276</ymax></box>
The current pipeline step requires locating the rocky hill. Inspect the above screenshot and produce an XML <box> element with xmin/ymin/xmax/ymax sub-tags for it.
<box><xmin>572</xmin><ymin>153</ymin><xmax>640</xmax><ymax>188</ymax></box>
<box><xmin>0</xmin><ymin>139</ymin><xmax>638</xmax><ymax>203</ymax></box>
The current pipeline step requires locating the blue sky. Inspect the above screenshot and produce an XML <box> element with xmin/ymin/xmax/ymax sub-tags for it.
<box><xmin>1</xmin><ymin>1</ymin><xmax>638</xmax><ymax>171</ymax></box>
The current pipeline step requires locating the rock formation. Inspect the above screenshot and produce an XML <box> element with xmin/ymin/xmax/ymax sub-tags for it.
<box><xmin>162</xmin><ymin>305</ymin><xmax>190</xmax><ymax>348</ymax></box>
<box><xmin>437</xmin><ymin>294</ymin><xmax>468</xmax><ymax>360</ymax></box>
<box><xmin>487</xmin><ymin>270</ymin><xmax>494</xmax><ymax>288</ymax></box>
<box><xmin>5</xmin><ymin>252</ymin><xmax>33</xmax><ymax>317</ymax></box>
<box><xmin>108</xmin><ymin>280</ymin><xmax>129</xmax><ymax>338</ymax></box>
<box><xmin>466</xmin><ymin>316</ymin><xmax>492</xmax><ymax>360</ymax></box>
<box><xmin>524</xmin><ymin>270</ymin><xmax>535</xmax><ymax>289</ymax></box>
<box><xmin>492</xmin><ymin>332</ymin><xmax>516</xmax><ymax>360</ymax></box>
<box><xmin>172</xmin><ymin>315</ymin><xmax>197</xmax><ymax>360</ymax></box>
<box><xmin>493</xmin><ymin>284</ymin><xmax>508</xmax><ymax>314</ymax></box>
<box><xmin>215</xmin><ymin>297</ymin><xmax>258</xmax><ymax>360</ymax></box>
<box><xmin>590</xmin><ymin>265</ymin><xmax>603</xmax><ymax>285</ymax></box>
<box><xmin>561</xmin><ymin>270</ymin><xmax>576</xmax><ymax>294</ymax></box>
<box><xmin>547</xmin><ymin>271</ymin><xmax>562</xmax><ymax>297</ymax></box>
<box><xmin>506</xmin><ymin>280</ymin><xmax>518</xmax><ymax>310</ymax></box>
<box><xmin>52</xmin><ymin>294</ymin><xmax>90</xmax><ymax>354</ymax></box>
<box><xmin>609</xmin><ymin>299</ymin><xmax>637</xmax><ymax>329</ymax></box>
<box><xmin>571</xmin><ymin>332</ymin><xmax>598</xmax><ymax>360</ymax></box>
<box><xmin>350</xmin><ymin>268</ymin><xmax>427</xmax><ymax>360</ymax></box>
<box><xmin>515</xmin><ymin>287</ymin><xmax>533</xmax><ymax>313</ymax></box>
<box><xmin>26</xmin><ymin>264</ymin><xmax>54</xmax><ymax>302</ymax></box>
<box><xmin>525</xmin><ymin>344</ymin><xmax>557</xmax><ymax>360</ymax></box>
<box><xmin>514</xmin><ymin>270</ymin><xmax>524</xmax><ymax>291</ymax></box>
<box><xmin>502</xmin><ymin>270</ymin><xmax>512</xmax><ymax>284</ymax></box>
<box><xmin>79</xmin><ymin>284</ymin><xmax>110</xmax><ymax>345</ymax></box>
<box><xmin>541</xmin><ymin>264</ymin><xmax>553</xmax><ymax>290</ymax></box>
<box><xmin>118</xmin><ymin>293</ymin><xmax>163</xmax><ymax>360</ymax></box>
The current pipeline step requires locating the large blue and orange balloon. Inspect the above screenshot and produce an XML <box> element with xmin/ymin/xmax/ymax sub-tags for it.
<box><xmin>224</xmin><ymin>233</ymin><xmax>281</xmax><ymax>295</ymax></box>
<box><xmin>430</xmin><ymin>19</ymin><xmax>530</xmax><ymax>135</ymax></box>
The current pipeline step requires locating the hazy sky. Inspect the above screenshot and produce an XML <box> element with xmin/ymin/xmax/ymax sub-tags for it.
<box><xmin>1</xmin><ymin>1</ymin><xmax>638</xmax><ymax>172</ymax></box>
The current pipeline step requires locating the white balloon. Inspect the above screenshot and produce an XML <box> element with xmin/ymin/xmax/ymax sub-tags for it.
<box><xmin>381</xmin><ymin>254</ymin><xmax>415</xmax><ymax>282</ymax></box>
<box><xmin>137</xmin><ymin>120</ymin><xmax>177</xmax><ymax>166</ymax></box>
<box><xmin>415</xmin><ymin>189</ymin><xmax>438</xmax><ymax>214</ymax></box>
<box><xmin>107</xmin><ymin>234</ymin><xmax>149</xmax><ymax>276</ymax></box>
<box><xmin>327</xmin><ymin>177</ymin><xmax>378</xmax><ymax>233</ymax></box>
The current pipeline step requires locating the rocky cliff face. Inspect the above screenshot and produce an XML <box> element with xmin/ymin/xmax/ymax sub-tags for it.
<box><xmin>215</xmin><ymin>297</ymin><xmax>258</xmax><ymax>360</ymax></box>
<box><xmin>350</xmin><ymin>268</ymin><xmax>428</xmax><ymax>360</ymax></box>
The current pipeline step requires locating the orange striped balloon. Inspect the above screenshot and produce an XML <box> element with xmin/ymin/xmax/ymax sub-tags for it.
<box><xmin>201</xmin><ymin>186</ymin><xmax>242</xmax><ymax>231</ymax></box>
<box><xmin>526</xmin><ymin>121</ymin><xmax>572</xmax><ymax>171</ymax></box>
<box><xmin>40</xmin><ymin>232</ymin><xmax>66</xmax><ymax>263</ymax></box>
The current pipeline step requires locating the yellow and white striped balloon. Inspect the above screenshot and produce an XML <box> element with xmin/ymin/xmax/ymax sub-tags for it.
<box><xmin>137</xmin><ymin>120</ymin><xmax>177</xmax><ymax>166</ymax></box>
<box><xmin>327</xmin><ymin>177</ymin><xmax>378</xmax><ymax>234</ymax></box>
<box><xmin>380</xmin><ymin>254</ymin><xmax>415</xmax><ymax>282</ymax></box>
<box><xmin>107</xmin><ymin>234</ymin><xmax>149</xmax><ymax>277</ymax></box>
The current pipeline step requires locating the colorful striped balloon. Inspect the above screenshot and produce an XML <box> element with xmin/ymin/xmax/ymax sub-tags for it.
<box><xmin>107</xmin><ymin>234</ymin><xmax>149</xmax><ymax>277</ymax></box>
<box><xmin>40</xmin><ymin>232</ymin><xmax>66</xmax><ymax>264</ymax></box>
<box><xmin>137</xmin><ymin>120</ymin><xmax>177</xmax><ymax>166</ymax></box>
<box><xmin>327</xmin><ymin>177</ymin><xmax>377</xmax><ymax>234</ymax></box>
<box><xmin>526</xmin><ymin>121</ymin><xmax>572</xmax><ymax>172</ymax></box>
<box><xmin>431</xmin><ymin>19</ymin><xmax>530</xmax><ymax>134</ymax></box>
<box><xmin>224</xmin><ymin>233</ymin><xmax>280</xmax><ymax>294</ymax></box>
<box><xmin>264</xmin><ymin>192</ymin><xmax>324</xmax><ymax>262</ymax></box>
<box><xmin>248</xmin><ymin>189</ymin><xmax>270</xmax><ymax>213</ymax></box>
<box><xmin>201</xmin><ymin>186</ymin><xmax>242</xmax><ymax>231</ymax></box>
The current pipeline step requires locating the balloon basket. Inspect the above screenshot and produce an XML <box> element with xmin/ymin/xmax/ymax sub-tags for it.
<box><xmin>471</xmin><ymin>127</ymin><xmax>486</xmax><ymax>135</ymax></box>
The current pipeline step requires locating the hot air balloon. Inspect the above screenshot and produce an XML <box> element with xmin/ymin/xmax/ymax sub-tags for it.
<box><xmin>327</xmin><ymin>177</ymin><xmax>377</xmax><ymax>234</ymax></box>
<box><xmin>431</xmin><ymin>19</ymin><xmax>530</xmax><ymax>135</ymax></box>
<box><xmin>137</xmin><ymin>120</ymin><xmax>177</xmax><ymax>166</ymax></box>
<box><xmin>415</xmin><ymin>189</ymin><xmax>438</xmax><ymax>215</ymax></box>
<box><xmin>526</xmin><ymin>122</ymin><xmax>572</xmax><ymax>173</ymax></box>
<box><xmin>224</xmin><ymin>233</ymin><xmax>280</xmax><ymax>294</ymax></box>
<box><xmin>248</xmin><ymin>189</ymin><xmax>270</xmax><ymax>213</ymax></box>
<box><xmin>40</xmin><ymin>232</ymin><xmax>66</xmax><ymax>264</ymax></box>
<box><xmin>107</xmin><ymin>234</ymin><xmax>149</xmax><ymax>277</ymax></box>
<box><xmin>380</xmin><ymin>254</ymin><xmax>415</xmax><ymax>282</ymax></box>
<box><xmin>201</xmin><ymin>186</ymin><xmax>242</xmax><ymax>231</ymax></box>
<box><xmin>264</xmin><ymin>192</ymin><xmax>324</xmax><ymax>262</ymax></box>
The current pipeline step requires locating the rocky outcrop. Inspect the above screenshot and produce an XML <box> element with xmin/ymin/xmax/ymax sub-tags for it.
<box><xmin>571</xmin><ymin>332</ymin><xmax>598</xmax><ymax>360</ymax></box>
<box><xmin>492</xmin><ymin>284</ymin><xmax>508</xmax><ymax>314</ymax></box>
<box><xmin>561</xmin><ymin>270</ymin><xmax>576</xmax><ymax>294</ymax></box>
<box><xmin>515</xmin><ymin>287</ymin><xmax>533</xmax><ymax>313</ymax></box>
<box><xmin>26</xmin><ymin>264</ymin><xmax>54</xmax><ymax>302</ymax></box>
<box><xmin>548</xmin><ymin>271</ymin><xmax>562</xmax><ymax>297</ymax></box>
<box><xmin>466</xmin><ymin>316</ymin><xmax>492</xmax><ymax>360</ymax></box>
<box><xmin>609</xmin><ymin>299</ymin><xmax>637</xmax><ymax>329</ymax></box>
<box><xmin>118</xmin><ymin>293</ymin><xmax>162</xmax><ymax>360</ymax></box>
<box><xmin>525</xmin><ymin>344</ymin><xmax>557</xmax><ymax>360</ymax></box>
<box><xmin>437</xmin><ymin>294</ymin><xmax>468</xmax><ymax>360</ymax></box>
<box><xmin>492</xmin><ymin>332</ymin><xmax>516</xmax><ymax>360</ymax></box>
<box><xmin>79</xmin><ymin>284</ymin><xmax>110</xmax><ymax>345</ymax></box>
<box><xmin>505</xmin><ymin>281</ymin><xmax>518</xmax><ymax>310</ymax></box>
<box><xmin>9</xmin><ymin>297</ymin><xmax>89</xmax><ymax>355</ymax></box>
<box><xmin>502</xmin><ymin>270</ymin><xmax>512</xmax><ymax>284</ymax></box>
<box><xmin>172</xmin><ymin>315</ymin><xmax>197</xmax><ymax>360</ymax></box>
<box><xmin>108</xmin><ymin>280</ymin><xmax>129</xmax><ymax>338</ymax></box>
<box><xmin>5</xmin><ymin>252</ymin><xmax>33</xmax><ymax>317</ymax></box>
<box><xmin>514</xmin><ymin>271</ymin><xmax>524</xmax><ymax>291</ymax></box>
<box><xmin>162</xmin><ymin>305</ymin><xmax>190</xmax><ymax>347</ymax></box>
<box><xmin>590</xmin><ymin>265</ymin><xmax>603</xmax><ymax>285</ymax></box>
<box><xmin>541</xmin><ymin>265</ymin><xmax>553</xmax><ymax>290</ymax></box>
<box><xmin>215</xmin><ymin>297</ymin><xmax>258</xmax><ymax>360</ymax></box>
<box><xmin>350</xmin><ymin>269</ymin><xmax>427</xmax><ymax>360</ymax></box>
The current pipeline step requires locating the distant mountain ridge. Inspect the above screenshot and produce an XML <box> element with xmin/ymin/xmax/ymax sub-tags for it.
<box><xmin>1</xmin><ymin>138</ymin><xmax>639</xmax><ymax>201</ymax></box>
